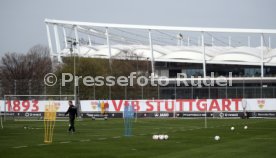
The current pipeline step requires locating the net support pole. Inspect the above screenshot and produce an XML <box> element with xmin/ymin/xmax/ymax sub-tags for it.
<box><xmin>93</xmin><ymin>84</ymin><xmax>96</xmax><ymax>100</ymax></box>
<box><xmin>141</xmin><ymin>86</ymin><xmax>143</xmax><ymax>99</ymax></box>
<box><xmin>74</xmin><ymin>26</ymin><xmax>79</xmax><ymax>111</ymax></box>
<box><xmin>135</xmin><ymin>106</ymin><xmax>138</xmax><ymax>123</ymax></box>
<box><xmin>174</xmin><ymin>79</ymin><xmax>176</xmax><ymax>118</ymax></box>
<box><xmin>148</xmin><ymin>29</ymin><xmax>155</xmax><ymax>75</ymax></box>
<box><xmin>201</xmin><ymin>32</ymin><xmax>206</xmax><ymax>78</ymax></box>
<box><xmin>205</xmin><ymin>104</ymin><xmax>207</xmax><ymax>128</ymax></box>
<box><xmin>53</xmin><ymin>24</ymin><xmax>61</xmax><ymax>62</ymax></box>
<box><xmin>0</xmin><ymin>114</ymin><xmax>3</xmax><ymax>129</ymax></box>
<box><xmin>0</xmin><ymin>102</ymin><xmax>5</xmax><ymax>129</ymax></box>
<box><xmin>157</xmin><ymin>84</ymin><xmax>160</xmax><ymax>99</ymax></box>
<box><xmin>105</xmin><ymin>27</ymin><xmax>112</xmax><ymax>99</ymax></box>
<box><xmin>4</xmin><ymin>96</ymin><xmax>6</xmax><ymax>121</ymax></box>
<box><xmin>14</xmin><ymin>80</ymin><xmax>17</xmax><ymax>95</ymax></box>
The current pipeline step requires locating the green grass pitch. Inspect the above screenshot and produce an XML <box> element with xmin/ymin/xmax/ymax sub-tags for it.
<box><xmin>1</xmin><ymin>118</ymin><xmax>276</xmax><ymax>158</ymax></box>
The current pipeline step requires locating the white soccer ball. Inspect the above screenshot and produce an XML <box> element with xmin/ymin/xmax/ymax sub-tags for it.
<box><xmin>244</xmin><ymin>126</ymin><xmax>248</xmax><ymax>130</ymax></box>
<box><xmin>158</xmin><ymin>135</ymin><xmax>164</xmax><ymax>140</ymax></box>
<box><xmin>152</xmin><ymin>135</ymin><xmax>158</xmax><ymax>140</ymax></box>
<box><xmin>214</xmin><ymin>135</ymin><xmax>220</xmax><ymax>141</ymax></box>
<box><xmin>164</xmin><ymin>135</ymin><xmax>169</xmax><ymax>140</ymax></box>
<box><xmin>231</xmin><ymin>127</ymin><xmax>235</xmax><ymax>131</ymax></box>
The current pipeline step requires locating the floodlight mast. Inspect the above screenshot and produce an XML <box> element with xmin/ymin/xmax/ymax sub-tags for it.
<box><xmin>67</xmin><ymin>39</ymin><xmax>78</xmax><ymax>114</ymax></box>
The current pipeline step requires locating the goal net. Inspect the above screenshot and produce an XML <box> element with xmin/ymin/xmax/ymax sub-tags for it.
<box><xmin>2</xmin><ymin>95</ymin><xmax>75</xmax><ymax>123</ymax></box>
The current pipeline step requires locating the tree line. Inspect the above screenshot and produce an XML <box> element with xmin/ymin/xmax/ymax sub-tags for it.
<box><xmin>0</xmin><ymin>45</ymin><xmax>156</xmax><ymax>99</ymax></box>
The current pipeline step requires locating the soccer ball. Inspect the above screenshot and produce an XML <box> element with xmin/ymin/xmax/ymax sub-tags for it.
<box><xmin>164</xmin><ymin>135</ymin><xmax>169</xmax><ymax>140</ymax></box>
<box><xmin>152</xmin><ymin>135</ymin><xmax>158</xmax><ymax>140</ymax></box>
<box><xmin>231</xmin><ymin>127</ymin><xmax>235</xmax><ymax>131</ymax></box>
<box><xmin>214</xmin><ymin>136</ymin><xmax>220</xmax><ymax>141</ymax></box>
<box><xmin>244</xmin><ymin>126</ymin><xmax>248</xmax><ymax>130</ymax></box>
<box><xmin>158</xmin><ymin>135</ymin><xmax>164</xmax><ymax>140</ymax></box>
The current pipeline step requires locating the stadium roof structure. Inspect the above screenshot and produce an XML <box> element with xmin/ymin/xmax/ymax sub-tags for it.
<box><xmin>44</xmin><ymin>19</ymin><xmax>276</xmax><ymax>77</ymax></box>
<box><xmin>58</xmin><ymin>45</ymin><xmax>276</xmax><ymax>65</ymax></box>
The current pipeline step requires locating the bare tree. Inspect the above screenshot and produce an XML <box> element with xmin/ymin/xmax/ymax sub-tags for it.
<box><xmin>0</xmin><ymin>45</ymin><xmax>52</xmax><ymax>95</ymax></box>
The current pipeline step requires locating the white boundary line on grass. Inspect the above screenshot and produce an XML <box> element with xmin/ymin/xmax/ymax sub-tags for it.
<box><xmin>80</xmin><ymin>139</ymin><xmax>91</xmax><ymax>142</ymax></box>
<box><xmin>251</xmin><ymin>138</ymin><xmax>274</xmax><ymax>140</ymax></box>
<box><xmin>60</xmin><ymin>141</ymin><xmax>71</xmax><ymax>144</ymax></box>
<box><xmin>12</xmin><ymin>146</ymin><xmax>28</xmax><ymax>149</ymax></box>
<box><xmin>37</xmin><ymin>144</ymin><xmax>49</xmax><ymax>146</ymax></box>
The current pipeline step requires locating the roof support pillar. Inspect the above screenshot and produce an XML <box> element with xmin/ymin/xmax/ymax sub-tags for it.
<box><xmin>261</xmin><ymin>34</ymin><xmax>264</xmax><ymax>77</ymax></box>
<box><xmin>202</xmin><ymin>32</ymin><xmax>206</xmax><ymax>78</ymax></box>
<box><xmin>105</xmin><ymin>27</ymin><xmax>112</xmax><ymax>70</ymax></box>
<box><xmin>63</xmin><ymin>27</ymin><xmax>67</xmax><ymax>48</ymax></box>
<box><xmin>228</xmin><ymin>36</ymin><xmax>231</xmax><ymax>47</ymax></box>
<box><xmin>46</xmin><ymin>23</ymin><xmax>53</xmax><ymax>61</ymax></box>
<box><xmin>269</xmin><ymin>36</ymin><xmax>271</xmax><ymax>49</ymax></box>
<box><xmin>88</xmin><ymin>35</ymin><xmax>92</xmax><ymax>46</ymax></box>
<box><xmin>54</xmin><ymin>24</ymin><xmax>61</xmax><ymax>62</ymax></box>
<box><xmin>211</xmin><ymin>36</ymin><xmax>214</xmax><ymax>46</ymax></box>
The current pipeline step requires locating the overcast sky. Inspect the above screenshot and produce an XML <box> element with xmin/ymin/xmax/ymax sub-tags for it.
<box><xmin>0</xmin><ymin>0</ymin><xmax>275</xmax><ymax>55</ymax></box>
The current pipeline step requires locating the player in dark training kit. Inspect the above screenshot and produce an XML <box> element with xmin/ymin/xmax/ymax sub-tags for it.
<box><xmin>65</xmin><ymin>100</ymin><xmax>78</xmax><ymax>133</ymax></box>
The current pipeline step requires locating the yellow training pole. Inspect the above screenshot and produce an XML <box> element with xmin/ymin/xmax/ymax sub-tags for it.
<box><xmin>44</xmin><ymin>102</ymin><xmax>57</xmax><ymax>144</ymax></box>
